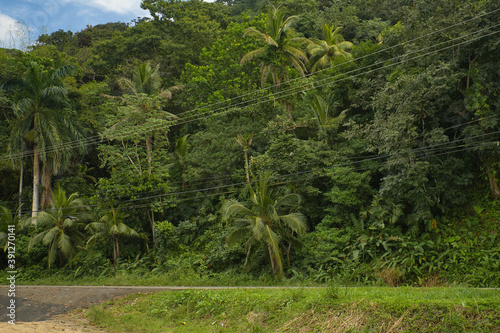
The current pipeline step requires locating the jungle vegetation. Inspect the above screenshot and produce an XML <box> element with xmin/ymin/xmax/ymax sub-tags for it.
<box><xmin>0</xmin><ymin>0</ymin><xmax>499</xmax><ymax>287</ymax></box>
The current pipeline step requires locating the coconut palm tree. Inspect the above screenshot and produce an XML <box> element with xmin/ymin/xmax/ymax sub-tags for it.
<box><xmin>307</xmin><ymin>24</ymin><xmax>354</xmax><ymax>73</ymax></box>
<box><xmin>240</xmin><ymin>8</ymin><xmax>308</xmax><ymax>91</ymax></box>
<box><xmin>110</xmin><ymin>61</ymin><xmax>182</xmax><ymax>176</ymax></box>
<box><xmin>85</xmin><ymin>206</ymin><xmax>147</xmax><ymax>267</ymax></box>
<box><xmin>174</xmin><ymin>134</ymin><xmax>190</xmax><ymax>191</ymax></box>
<box><xmin>221</xmin><ymin>174</ymin><xmax>307</xmax><ymax>277</ymax></box>
<box><xmin>27</xmin><ymin>184</ymin><xmax>90</xmax><ymax>268</ymax></box>
<box><xmin>308</xmin><ymin>92</ymin><xmax>346</xmax><ymax>137</ymax></box>
<box><xmin>118</xmin><ymin>61</ymin><xmax>183</xmax><ymax>100</ymax></box>
<box><xmin>235</xmin><ymin>133</ymin><xmax>253</xmax><ymax>183</ymax></box>
<box><xmin>0</xmin><ymin>205</ymin><xmax>20</xmax><ymax>252</ymax></box>
<box><xmin>5</xmin><ymin>61</ymin><xmax>84</xmax><ymax>220</ymax></box>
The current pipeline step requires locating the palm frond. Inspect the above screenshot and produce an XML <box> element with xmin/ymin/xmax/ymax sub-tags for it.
<box><xmin>47</xmin><ymin>237</ymin><xmax>58</xmax><ymax>268</ymax></box>
<box><xmin>264</xmin><ymin>225</ymin><xmax>284</xmax><ymax>277</ymax></box>
<box><xmin>221</xmin><ymin>199</ymin><xmax>255</xmax><ymax>221</ymax></box>
<box><xmin>287</xmin><ymin>54</ymin><xmax>307</xmax><ymax>77</ymax></box>
<box><xmin>35</xmin><ymin>211</ymin><xmax>57</xmax><ymax>228</ymax></box>
<box><xmin>58</xmin><ymin>231</ymin><xmax>76</xmax><ymax>258</ymax></box>
<box><xmin>42</xmin><ymin>226</ymin><xmax>60</xmax><ymax>246</ymax></box>
<box><xmin>118</xmin><ymin>78</ymin><xmax>137</xmax><ymax>96</ymax></box>
<box><xmin>28</xmin><ymin>229</ymin><xmax>49</xmax><ymax>251</ymax></box>
<box><xmin>280</xmin><ymin>213</ymin><xmax>307</xmax><ymax>236</ymax></box>
<box><xmin>244</xmin><ymin>28</ymin><xmax>278</xmax><ymax>47</ymax></box>
<box><xmin>240</xmin><ymin>47</ymin><xmax>267</xmax><ymax>65</ymax></box>
<box><xmin>52</xmin><ymin>64</ymin><xmax>75</xmax><ymax>80</ymax></box>
<box><xmin>226</xmin><ymin>222</ymin><xmax>251</xmax><ymax>247</ymax></box>
<box><xmin>251</xmin><ymin>217</ymin><xmax>265</xmax><ymax>241</ymax></box>
<box><xmin>260</xmin><ymin>64</ymin><xmax>273</xmax><ymax>88</ymax></box>
<box><xmin>117</xmin><ymin>223</ymin><xmax>140</xmax><ymax>238</ymax></box>
<box><xmin>281</xmin><ymin>15</ymin><xmax>300</xmax><ymax>35</ymax></box>
<box><xmin>275</xmin><ymin>193</ymin><xmax>302</xmax><ymax>209</ymax></box>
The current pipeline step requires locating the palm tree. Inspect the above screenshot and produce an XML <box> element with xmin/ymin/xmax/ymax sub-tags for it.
<box><xmin>240</xmin><ymin>8</ymin><xmax>308</xmax><ymax>91</ymax></box>
<box><xmin>27</xmin><ymin>184</ymin><xmax>90</xmax><ymax>268</ymax></box>
<box><xmin>111</xmin><ymin>61</ymin><xmax>182</xmax><ymax>176</ymax></box>
<box><xmin>235</xmin><ymin>133</ymin><xmax>253</xmax><ymax>183</ymax></box>
<box><xmin>174</xmin><ymin>134</ymin><xmax>190</xmax><ymax>191</ymax></box>
<box><xmin>0</xmin><ymin>205</ymin><xmax>20</xmax><ymax>252</ymax></box>
<box><xmin>6</xmin><ymin>61</ymin><xmax>84</xmax><ymax>220</ymax></box>
<box><xmin>221</xmin><ymin>174</ymin><xmax>307</xmax><ymax>277</ymax></box>
<box><xmin>307</xmin><ymin>24</ymin><xmax>354</xmax><ymax>73</ymax></box>
<box><xmin>85</xmin><ymin>206</ymin><xmax>146</xmax><ymax>268</ymax></box>
<box><xmin>308</xmin><ymin>92</ymin><xmax>346</xmax><ymax>136</ymax></box>
<box><xmin>118</xmin><ymin>61</ymin><xmax>183</xmax><ymax>99</ymax></box>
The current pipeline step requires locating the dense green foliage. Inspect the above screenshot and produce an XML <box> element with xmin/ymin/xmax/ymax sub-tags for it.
<box><xmin>0</xmin><ymin>0</ymin><xmax>499</xmax><ymax>286</ymax></box>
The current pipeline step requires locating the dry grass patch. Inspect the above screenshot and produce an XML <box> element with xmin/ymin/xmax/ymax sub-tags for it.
<box><xmin>278</xmin><ymin>308</ymin><xmax>369</xmax><ymax>333</ymax></box>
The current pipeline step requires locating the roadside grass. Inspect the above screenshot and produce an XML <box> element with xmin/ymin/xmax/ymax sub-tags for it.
<box><xmin>14</xmin><ymin>270</ymin><xmax>294</xmax><ymax>287</ymax></box>
<box><xmin>86</xmin><ymin>286</ymin><xmax>500</xmax><ymax>332</ymax></box>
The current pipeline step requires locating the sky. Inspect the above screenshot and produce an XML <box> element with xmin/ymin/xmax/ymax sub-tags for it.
<box><xmin>0</xmin><ymin>0</ymin><xmax>215</xmax><ymax>49</ymax></box>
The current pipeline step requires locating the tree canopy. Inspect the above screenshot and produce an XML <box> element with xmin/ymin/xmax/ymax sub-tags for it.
<box><xmin>0</xmin><ymin>0</ymin><xmax>498</xmax><ymax>285</ymax></box>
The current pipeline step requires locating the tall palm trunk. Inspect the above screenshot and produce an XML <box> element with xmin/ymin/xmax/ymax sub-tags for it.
<box><xmin>148</xmin><ymin>210</ymin><xmax>156</xmax><ymax>245</ymax></box>
<box><xmin>243</xmin><ymin>149</ymin><xmax>250</xmax><ymax>183</ymax></box>
<box><xmin>181</xmin><ymin>162</ymin><xmax>186</xmax><ymax>191</ymax></box>
<box><xmin>113</xmin><ymin>236</ymin><xmax>118</xmax><ymax>267</ymax></box>
<box><xmin>268</xmin><ymin>244</ymin><xmax>278</xmax><ymax>276</ymax></box>
<box><xmin>41</xmin><ymin>163</ymin><xmax>53</xmax><ymax>209</ymax></box>
<box><xmin>32</xmin><ymin>146</ymin><xmax>40</xmax><ymax>222</ymax></box>
<box><xmin>18</xmin><ymin>148</ymin><xmax>23</xmax><ymax>219</ymax></box>
<box><xmin>146</xmin><ymin>135</ymin><xmax>153</xmax><ymax>176</ymax></box>
<box><xmin>116</xmin><ymin>238</ymin><xmax>120</xmax><ymax>261</ymax></box>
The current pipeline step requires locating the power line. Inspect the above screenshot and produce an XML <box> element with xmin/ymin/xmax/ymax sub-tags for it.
<box><xmin>3</xmin><ymin>131</ymin><xmax>498</xmax><ymax>216</ymax></box>
<box><xmin>1</xmin><ymin>13</ymin><xmax>499</xmax><ymax>212</ymax></box>
<box><xmin>3</xmin><ymin>111</ymin><xmax>498</xmax><ymax>206</ymax></box>
<box><xmin>113</xmin><ymin>22</ymin><xmax>500</xmax><ymax>133</ymax></box>
<box><xmin>1</xmin><ymin>10</ymin><xmax>499</xmax><ymax>161</ymax></box>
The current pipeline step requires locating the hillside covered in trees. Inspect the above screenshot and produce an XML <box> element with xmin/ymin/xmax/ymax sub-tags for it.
<box><xmin>0</xmin><ymin>0</ymin><xmax>499</xmax><ymax>286</ymax></box>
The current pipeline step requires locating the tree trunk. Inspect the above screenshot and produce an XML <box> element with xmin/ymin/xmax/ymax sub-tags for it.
<box><xmin>286</xmin><ymin>241</ymin><xmax>292</xmax><ymax>267</ymax></box>
<box><xmin>284</xmin><ymin>100</ymin><xmax>293</xmax><ymax>121</ymax></box>
<box><xmin>149</xmin><ymin>209</ymin><xmax>156</xmax><ymax>246</ymax></box>
<box><xmin>146</xmin><ymin>135</ymin><xmax>152</xmax><ymax>176</ymax></box>
<box><xmin>181</xmin><ymin>163</ymin><xmax>186</xmax><ymax>191</ymax></box>
<box><xmin>113</xmin><ymin>237</ymin><xmax>117</xmax><ymax>268</ymax></box>
<box><xmin>41</xmin><ymin>163</ymin><xmax>53</xmax><ymax>209</ymax></box>
<box><xmin>18</xmin><ymin>150</ymin><xmax>23</xmax><ymax>219</ymax></box>
<box><xmin>244</xmin><ymin>150</ymin><xmax>250</xmax><ymax>183</ymax></box>
<box><xmin>467</xmin><ymin>54</ymin><xmax>478</xmax><ymax>89</ymax></box>
<box><xmin>32</xmin><ymin>146</ymin><xmax>40</xmax><ymax>223</ymax></box>
<box><xmin>486</xmin><ymin>162</ymin><xmax>500</xmax><ymax>200</ymax></box>
<box><xmin>116</xmin><ymin>238</ymin><xmax>120</xmax><ymax>260</ymax></box>
<box><xmin>268</xmin><ymin>244</ymin><xmax>277</xmax><ymax>276</ymax></box>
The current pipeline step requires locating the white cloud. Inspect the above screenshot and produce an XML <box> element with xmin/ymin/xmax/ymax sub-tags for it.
<box><xmin>60</xmin><ymin>0</ymin><xmax>147</xmax><ymax>15</ymax></box>
<box><xmin>0</xmin><ymin>12</ymin><xmax>20</xmax><ymax>48</ymax></box>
